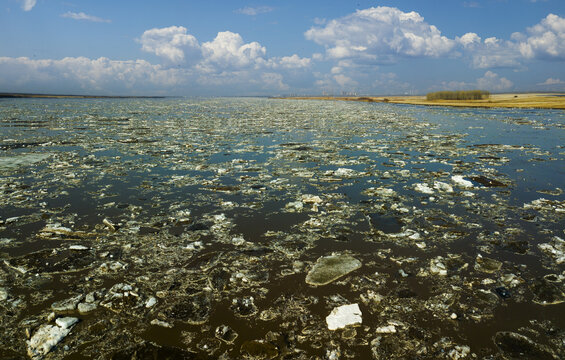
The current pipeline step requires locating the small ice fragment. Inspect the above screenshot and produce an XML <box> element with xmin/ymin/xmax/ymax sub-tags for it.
<box><xmin>103</xmin><ymin>218</ymin><xmax>116</xmax><ymax>232</ymax></box>
<box><xmin>55</xmin><ymin>317</ymin><xmax>78</xmax><ymax>329</ymax></box>
<box><xmin>0</xmin><ymin>287</ymin><xmax>8</xmax><ymax>301</ymax></box>
<box><xmin>145</xmin><ymin>297</ymin><xmax>157</xmax><ymax>308</ymax></box>
<box><xmin>375</xmin><ymin>325</ymin><xmax>396</xmax><ymax>334</ymax></box>
<box><xmin>77</xmin><ymin>303</ymin><xmax>97</xmax><ymax>314</ymax></box>
<box><xmin>414</xmin><ymin>183</ymin><xmax>434</xmax><ymax>194</ymax></box>
<box><xmin>334</xmin><ymin>168</ymin><xmax>356</xmax><ymax>177</ymax></box>
<box><xmin>301</xmin><ymin>194</ymin><xmax>323</xmax><ymax>204</ymax></box>
<box><xmin>430</xmin><ymin>257</ymin><xmax>448</xmax><ymax>276</ymax></box>
<box><xmin>365</xmin><ymin>187</ymin><xmax>396</xmax><ymax>197</ymax></box>
<box><xmin>231</xmin><ymin>236</ymin><xmax>245</xmax><ymax>246</ymax></box>
<box><xmin>434</xmin><ymin>181</ymin><xmax>453</xmax><ymax>193</ymax></box>
<box><xmin>326</xmin><ymin>304</ymin><xmax>362</xmax><ymax>330</ymax></box>
<box><xmin>451</xmin><ymin>175</ymin><xmax>473</xmax><ymax>188</ymax></box>
<box><xmin>150</xmin><ymin>319</ymin><xmax>173</xmax><ymax>328</ymax></box>
<box><xmin>285</xmin><ymin>201</ymin><xmax>304</xmax><ymax>211</ymax></box>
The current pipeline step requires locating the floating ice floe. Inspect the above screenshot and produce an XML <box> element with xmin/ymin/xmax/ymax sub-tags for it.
<box><xmin>333</xmin><ymin>168</ymin><xmax>357</xmax><ymax>177</ymax></box>
<box><xmin>306</xmin><ymin>254</ymin><xmax>361</xmax><ymax>286</ymax></box>
<box><xmin>430</xmin><ymin>257</ymin><xmax>448</xmax><ymax>276</ymax></box>
<box><xmin>538</xmin><ymin>236</ymin><xmax>565</xmax><ymax>264</ymax></box>
<box><xmin>414</xmin><ymin>183</ymin><xmax>434</xmax><ymax>194</ymax></box>
<box><xmin>364</xmin><ymin>187</ymin><xmax>396</xmax><ymax>197</ymax></box>
<box><xmin>434</xmin><ymin>181</ymin><xmax>453</xmax><ymax>193</ymax></box>
<box><xmin>0</xmin><ymin>153</ymin><xmax>51</xmax><ymax>171</ymax></box>
<box><xmin>451</xmin><ymin>175</ymin><xmax>474</xmax><ymax>189</ymax></box>
<box><xmin>27</xmin><ymin>317</ymin><xmax>78</xmax><ymax>359</ymax></box>
<box><xmin>326</xmin><ymin>303</ymin><xmax>362</xmax><ymax>330</ymax></box>
<box><xmin>375</xmin><ymin>324</ymin><xmax>397</xmax><ymax>334</ymax></box>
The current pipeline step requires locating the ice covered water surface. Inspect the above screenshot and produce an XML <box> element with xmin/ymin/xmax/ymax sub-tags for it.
<box><xmin>0</xmin><ymin>97</ymin><xmax>564</xmax><ymax>359</ymax></box>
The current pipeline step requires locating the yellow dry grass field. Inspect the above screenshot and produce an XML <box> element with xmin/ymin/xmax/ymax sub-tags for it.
<box><xmin>281</xmin><ymin>93</ymin><xmax>565</xmax><ymax>109</ymax></box>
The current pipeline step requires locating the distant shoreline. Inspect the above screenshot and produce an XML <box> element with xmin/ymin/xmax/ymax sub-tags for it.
<box><xmin>0</xmin><ymin>93</ymin><xmax>166</xmax><ymax>99</ymax></box>
<box><xmin>275</xmin><ymin>93</ymin><xmax>565</xmax><ymax>110</ymax></box>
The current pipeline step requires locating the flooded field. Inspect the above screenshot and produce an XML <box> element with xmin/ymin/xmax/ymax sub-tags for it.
<box><xmin>1</xmin><ymin>97</ymin><xmax>564</xmax><ymax>359</ymax></box>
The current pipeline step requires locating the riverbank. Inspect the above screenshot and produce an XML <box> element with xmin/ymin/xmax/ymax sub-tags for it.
<box><xmin>277</xmin><ymin>93</ymin><xmax>565</xmax><ymax>109</ymax></box>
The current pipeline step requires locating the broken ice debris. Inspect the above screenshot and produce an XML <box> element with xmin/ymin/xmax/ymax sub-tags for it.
<box><xmin>51</xmin><ymin>294</ymin><xmax>84</xmax><ymax>312</ymax></box>
<box><xmin>301</xmin><ymin>194</ymin><xmax>323</xmax><ymax>204</ymax></box>
<box><xmin>538</xmin><ymin>236</ymin><xmax>565</xmax><ymax>264</ymax></box>
<box><xmin>433</xmin><ymin>181</ymin><xmax>453</xmax><ymax>193</ymax></box>
<box><xmin>215</xmin><ymin>325</ymin><xmax>238</xmax><ymax>343</ymax></box>
<box><xmin>333</xmin><ymin>167</ymin><xmax>357</xmax><ymax>177</ymax></box>
<box><xmin>364</xmin><ymin>187</ymin><xmax>396</xmax><ymax>197</ymax></box>
<box><xmin>231</xmin><ymin>296</ymin><xmax>258</xmax><ymax>317</ymax></box>
<box><xmin>240</xmin><ymin>340</ymin><xmax>279</xmax><ymax>359</ymax></box>
<box><xmin>375</xmin><ymin>324</ymin><xmax>397</xmax><ymax>334</ymax></box>
<box><xmin>531</xmin><ymin>278</ymin><xmax>565</xmax><ymax>305</ymax></box>
<box><xmin>305</xmin><ymin>254</ymin><xmax>361</xmax><ymax>286</ymax></box>
<box><xmin>103</xmin><ymin>218</ymin><xmax>116</xmax><ymax>232</ymax></box>
<box><xmin>524</xmin><ymin>198</ymin><xmax>565</xmax><ymax>213</ymax></box>
<box><xmin>474</xmin><ymin>254</ymin><xmax>502</xmax><ymax>273</ymax></box>
<box><xmin>430</xmin><ymin>257</ymin><xmax>448</xmax><ymax>276</ymax></box>
<box><xmin>55</xmin><ymin>317</ymin><xmax>79</xmax><ymax>329</ymax></box>
<box><xmin>414</xmin><ymin>183</ymin><xmax>434</xmax><ymax>194</ymax></box>
<box><xmin>27</xmin><ymin>317</ymin><xmax>78</xmax><ymax>359</ymax></box>
<box><xmin>77</xmin><ymin>302</ymin><xmax>97</xmax><ymax>314</ymax></box>
<box><xmin>326</xmin><ymin>303</ymin><xmax>362</xmax><ymax>330</ymax></box>
<box><xmin>0</xmin><ymin>153</ymin><xmax>51</xmax><ymax>171</ymax></box>
<box><xmin>451</xmin><ymin>175</ymin><xmax>473</xmax><ymax>189</ymax></box>
<box><xmin>145</xmin><ymin>297</ymin><xmax>157</xmax><ymax>308</ymax></box>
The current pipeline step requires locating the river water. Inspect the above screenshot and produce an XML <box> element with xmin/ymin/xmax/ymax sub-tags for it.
<box><xmin>1</xmin><ymin>98</ymin><xmax>564</xmax><ymax>359</ymax></box>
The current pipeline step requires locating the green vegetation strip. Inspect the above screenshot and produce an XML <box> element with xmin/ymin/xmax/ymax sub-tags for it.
<box><xmin>426</xmin><ymin>90</ymin><xmax>490</xmax><ymax>101</ymax></box>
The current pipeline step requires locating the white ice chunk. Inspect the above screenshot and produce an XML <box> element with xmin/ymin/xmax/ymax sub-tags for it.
<box><xmin>326</xmin><ymin>303</ymin><xmax>362</xmax><ymax>330</ymax></box>
<box><xmin>451</xmin><ymin>175</ymin><xmax>473</xmax><ymax>188</ymax></box>
<box><xmin>55</xmin><ymin>317</ymin><xmax>78</xmax><ymax>329</ymax></box>
<box><xmin>434</xmin><ymin>181</ymin><xmax>453</xmax><ymax>193</ymax></box>
<box><xmin>375</xmin><ymin>325</ymin><xmax>397</xmax><ymax>333</ymax></box>
<box><xmin>414</xmin><ymin>183</ymin><xmax>434</xmax><ymax>194</ymax></box>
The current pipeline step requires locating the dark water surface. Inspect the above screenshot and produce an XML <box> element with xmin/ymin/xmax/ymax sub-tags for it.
<box><xmin>1</xmin><ymin>98</ymin><xmax>564</xmax><ymax>359</ymax></box>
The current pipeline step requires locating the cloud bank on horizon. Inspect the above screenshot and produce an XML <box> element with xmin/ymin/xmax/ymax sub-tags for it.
<box><xmin>1</xmin><ymin>2</ymin><xmax>564</xmax><ymax>95</ymax></box>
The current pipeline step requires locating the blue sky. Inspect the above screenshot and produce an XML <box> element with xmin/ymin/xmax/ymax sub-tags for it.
<box><xmin>1</xmin><ymin>0</ymin><xmax>564</xmax><ymax>95</ymax></box>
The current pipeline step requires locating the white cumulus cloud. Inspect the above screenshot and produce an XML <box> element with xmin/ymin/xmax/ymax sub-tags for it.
<box><xmin>466</xmin><ymin>13</ymin><xmax>565</xmax><ymax>68</ymax></box>
<box><xmin>61</xmin><ymin>11</ymin><xmax>111</xmax><ymax>23</ymax></box>
<box><xmin>538</xmin><ymin>77</ymin><xmax>564</xmax><ymax>85</ymax></box>
<box><xmin>139</xmin><ymin>26</ymin><xmax>201</xmax><ymax>65</ymax></box>
<box><xmin>200</xmin><ymin>31</ymin><xmax>266</xmax><ymax>69</ymax></box>
<box><xmin>19</xmin><ymin>0</ymin><xmax>36</xmax><ymax>11</ymax></box>
<box><xmin>457</xmin><ymin>32</ymin><xmax>481</xmax><ymax>48</ymax></box>
<box><xmin>476</xmin><ymin>71</ymin><xmax>513</xmax><ymax>91</ymax></box>
<box><xmin>261</xmin><ymin>72</ymin><xmax>289</xmax><ymax>90</ymax></box>
<box><xmin>0</xmin><ymin>56</ymin><xmax>183</xmax><ymax>93</ymax></box>
<box><xmin>518</xmin><ymin>14</ymin><xmax>565</xmax><ymax>60</ymax></box>
<box><xmin>305</xmin><ymin>6</ymin><xmax>456</xmax><ymax>64</ymax></box>
<box><xmin>272</xmin><ymin>54</ymin><xmax>311</xmax><ymax>69</ymax></box>
<box><xmin>470</xmin><ymin>37</ymin><xmax>524</xmax><ymax>69</ymax></box>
